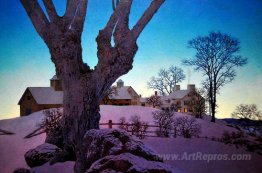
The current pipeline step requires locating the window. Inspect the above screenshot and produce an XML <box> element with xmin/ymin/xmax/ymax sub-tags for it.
<box><xmin>25</xmin><ymin>108</ymin><xmax>32</xmax><ymax>115</ymax></box>
<box><xmin>177</xmin><ymin>108</ymin><xmax>181</xmax><ymax>112</ymax></box>
<box><xmin>142</xmin><ymin>103</ymin><xmax>145</xmax><ymax>106</ymax></box>
<box><xmin>27</xmin><ymin>96</ymin><xmax>31</xmax><ymax>100</ymax></box>
<box><xmin>184</xmin><ymin>100</ymin><xmax>190</xmax><ymax>105</ymax></box>
<box><xmin>184</xmin><ymin>108</ymin><xmax>188</xmax><ymax>113</ymax></box>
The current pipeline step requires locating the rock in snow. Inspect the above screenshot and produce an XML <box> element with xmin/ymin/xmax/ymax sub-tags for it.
<box><xmin>83</xmin><ymin>129</ymin><xmax>162</xmax><ymax>168</ymax></box>
<box><xmin>24</xmin><ymin>143</ymin><xmax>62</xmax><ymax>167</ymax></box>
<box><xmin>86</xmin><ymin>153</ymin><xmax>173</xmax><ymax>173</ymax></box>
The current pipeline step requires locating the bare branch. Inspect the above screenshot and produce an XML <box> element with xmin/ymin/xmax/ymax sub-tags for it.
<box><xmin>112</xmin><ymin>0</ymin><xmax>120</xmax><ymax>11</ymax></box>
<box><xmin>147</xmin><ymin>65</ymin><xmax>185</xmax><ymax>95</ymax></box>
<box><xmin>72</xmin><ymin>0</ymin><xmax>88</xmax><ymax>32</ymax></box>
<box><xmin>43</xmin><ymin>0</ymin><xmax>59</xmax><ymax>23</ymax></box>
<box><xmin>20</xmin><ymin>0</ymin><xmax>50</xmax><ymax>41</ymax></box>
<box><xmin>99</xmin><ymin>0</ymin><xmax>130</xmax><ymax>41</ymax></box>
<box><xmin>64</xmin><ymin>0</ymin><xmax>79</xmax><ymax>24</ymax></box>
<box><xmin>132</xmin><ymin>0</ymin><xmax>165</xmax><ymax>40</ymax></box>
<box><xmin>63</xmin><ymin>0</ymin><xmax>88</xmax><ymax>33</ymax></box>
<box><xmin>113</xmin><ymin>0</ymin><xmax>133</xmax><ymax>45</ymax></box>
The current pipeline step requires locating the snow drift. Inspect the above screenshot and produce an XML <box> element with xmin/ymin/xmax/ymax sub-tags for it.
<box><xmin>0</xmin><ymin>105</ymin><xmax>261</xmax><ymax>173</ymax></box>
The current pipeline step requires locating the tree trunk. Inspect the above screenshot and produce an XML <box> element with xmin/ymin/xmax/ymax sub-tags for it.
<box><xmin>211</xmin><ymin>83</ymin><xmax>216</xmax><ymax>123</ymax></box>
<box><xmin>49</xmin><ymin>42</ymin><xmax>101</xmax><ymax>173</ymax></box>
<box><xmin>208</xmin><ymin>80</ymin><xmax>216</xmax><ymax>122</ymax></box>
<box><xmin>62</xmin><ymin>78</ymin><xmax>100</xmax><ymax>173</ymax></box>
<box><xmin>20</xmin><ymin>1</ymin><xmax>165</xmax><ymax>172</ymax></box>
<box><xmin>211</xmin><ymin>102</ymin><xmax>216</xmax><ymax>122</ymax></box>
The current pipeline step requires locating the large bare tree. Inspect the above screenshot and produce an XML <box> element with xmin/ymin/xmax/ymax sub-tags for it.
<box><xmin>147</xmin><ymin>65</ymin><xmax>186</xmax><ymax>95</ymax></box>
<box><xmin>20</xmin><ymin>0</ymin><xmax>165</xmax><ymax>172</ymax></box>
<box><xmin>183</xmin><ymin>31</ymin><xmax>247</xmax><ymax>122</ymax></box>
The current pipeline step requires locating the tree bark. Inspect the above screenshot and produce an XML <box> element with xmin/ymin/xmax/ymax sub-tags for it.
<box><xmin>211</xmin><ymin>83</ymin><xmax>217</xmax><ymax>122</ymax></box>
<box><xmin>49</xmin><ymin>40</ymin><xmax>100</xmax><ymax>172</ymax></box>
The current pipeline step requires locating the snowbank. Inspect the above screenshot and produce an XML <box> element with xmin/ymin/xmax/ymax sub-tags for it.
<box><xmin>0</xmin><ymin>106</ymin><xmax>260</xmax><ymax>173</ymax></box>
<box><xmin>143</xmin><ymin>137</ymin><xmax>262</xmax><ymax>173</ymax></box>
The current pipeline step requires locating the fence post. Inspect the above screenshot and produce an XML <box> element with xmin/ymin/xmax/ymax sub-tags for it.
<box><xmin>108</xmin><ymin>120</ymin><xmax>112</xmax><ymax>129</ymax></box>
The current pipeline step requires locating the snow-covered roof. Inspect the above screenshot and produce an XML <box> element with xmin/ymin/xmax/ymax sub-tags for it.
<box><xmin>19</xmin><ymin>87</ymin><xmax>63</xmax><ymax>105</ymax></box>
<box><xmin>109</xmin><ymin>86</ymin><xmax>138</xmax><ymax>100</ymax></box>
<box><xmin>164</xmin><ymin>90</ymin><xmax>190</xmax><ymax>100</ymax></box>
<box><xmin>117</xmin><ymin>79</ymin><xmax>123</xmax><ymax>83</ymax></box>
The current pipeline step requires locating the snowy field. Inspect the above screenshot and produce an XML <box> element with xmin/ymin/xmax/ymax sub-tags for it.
<box><xmin>0</xmin><ymin>105</ymin><xmax>261</xmax><ymax>173</ymax></box>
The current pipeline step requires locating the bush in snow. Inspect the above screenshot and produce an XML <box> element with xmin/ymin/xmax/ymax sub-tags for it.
<box><xmin>39</xmin><ymin>109</ymin><xmax>64</xmax><ymax>148</ymax></box>
<box><xmin>39</xmin><ymin>109</ymin><xmax>63</xmax><ymax>133</ymax></box>
<box><xmin>153</xmin><ymin>110</ymin><xmax>174</xmax><ymax>137</ymax></box>
<box><xmin>220</xmin><ymin>130</ymin><xmax>262</xmax><ymax>154</ymax></box>
<box><xmin>118</xmin><ymin>115</ymin><xmax>149</xmax><ymax>139</ymax></box>
<box><xmin>129</xmin><ymin>115</ymin><xmax>149</xmax><ymax>139</ymax></box>
<box><xmin>118</xmin><ymin>117</ymin><xmax>129</xmax><ymax>131</ymax></box>
<box><xmin>231</xmin><ymin>104</ymin><xmax>262</xmax><ymax>134</ymax></box>
<box><xmin>173</xmin><ymin>116</ymin><xmax>201</xmax><ymax>138</ymax></box>
<box><xmin>221</xmin><ymin>131</ymin><xmax>245</xmax><ymax>144</ymax></box>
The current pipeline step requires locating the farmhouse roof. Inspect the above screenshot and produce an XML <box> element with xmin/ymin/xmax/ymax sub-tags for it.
<box><xmin>109</xmin><ymin>86</ymin><xmax>138</xmax><ymax>100</ymax></box>
<box><xmin>164</xmin><ymin>90</ymin><xmax>190</xmax><ymax>100</ymax></box>
<box><xmin>18</xmin><ymin>87</ymin><xmax>63</xmax><ymax>105</ymax></box>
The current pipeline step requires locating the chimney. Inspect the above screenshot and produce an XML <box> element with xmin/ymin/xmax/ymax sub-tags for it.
<box><xmin>175</xmin><ymin>85</ymin><xmax>180</xmax><ymax>91</ymax></box>
<box><xmin>154</xmin><ymin>91</ymin><xmax>158</xmax><ymax>96</ymax></box>
<box><xmin>117</xmin><ymin>79</ymin><xmax>124</xmax><ymax>88</ymax></box>
<box><xmin>50</xmin><ymin>75</ymin><xmax>63</xmax><ymax>91</ymax></box>
<box><xmin>187</xmin><ymin>84</ymin><xmax>195</xmax><ymax>91</ymax></box>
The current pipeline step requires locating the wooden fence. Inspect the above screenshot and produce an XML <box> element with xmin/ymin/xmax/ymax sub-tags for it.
<box><xmin>24</xmin><ymin>119</ymin><xmax>176</xmax><ymax>139</ymax></box>
<box><xmin>100</xmin><ymin>120</ymin><xmax>176</xmax><ymax>138</ymax></box>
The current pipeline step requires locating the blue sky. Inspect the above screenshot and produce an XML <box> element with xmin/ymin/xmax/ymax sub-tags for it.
<box><xmin>0</xmin><ymin>0</ymin><xmax>262</xmax><ymax>119</ymax></box>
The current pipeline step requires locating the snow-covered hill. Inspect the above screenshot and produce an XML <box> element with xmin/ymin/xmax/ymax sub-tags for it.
<box><xmin>0</xmin><ymin>106</ymin><xmax>261</xmax><ymax>173</ymax></box>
